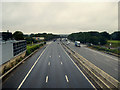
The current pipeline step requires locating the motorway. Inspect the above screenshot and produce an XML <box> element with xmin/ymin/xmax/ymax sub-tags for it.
<box><xmin>63</xmin><ymin>41</ymin><xmax>119</xmax><ymax>81</ymax></box>
<box><xmin>2</xmin><ymin>41</ymin><xmax>94</xmax><ymax>88</ymax></box>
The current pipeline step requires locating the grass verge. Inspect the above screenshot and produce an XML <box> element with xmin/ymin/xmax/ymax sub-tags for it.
<box><xmin>105</xmin><ymin>40</ymin><xmax>120</xmax><ymax>48</ymax></box>
<box><xmin>89</xmin><ymin>45</ymin><xmax>120</xmax><ymax>55</ymax></box>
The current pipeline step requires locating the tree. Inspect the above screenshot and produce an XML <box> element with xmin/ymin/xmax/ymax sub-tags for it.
<box><xmin>100</xmin><ymin>32</ymin><xmax>110</xmax><ymax>40</ymax></box>
<box><xmin>99</xmin><ymin>36</ymin><xmax>107</xmax><ymax>45</ymax></box>
<box><xmin>68</xmin><ymin>31</ymin><xmax>107</xmax><ymax>45</ymax></box>
<box><xmin>13</xmin><ymin>31</ymin><xmax>24</xmax><ymax>40</ymax></box>
<box><xmin>111</xmin><ymin>31</ymin><xmax>120</xmax><ymax>40</ymax></box>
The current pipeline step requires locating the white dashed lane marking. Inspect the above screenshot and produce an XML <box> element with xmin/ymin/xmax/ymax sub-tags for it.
<box><xmin>46</xmin><ymin>76</ymin><xmax>49</xmax><ymax>83</ymax></box>
<box><xmin>65</xmin><ymin>75</ymin><xmax>69</xmax><ymax>82</ymax></box>
<box><xmin>48</xmin><ymin>62</ymin><xmax>50</xmax><ymax>66</ymax></box>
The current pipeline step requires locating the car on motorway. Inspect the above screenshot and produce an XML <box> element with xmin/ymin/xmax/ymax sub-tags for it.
<box><xmin>44</xmin><ymin>41</ymin><xmax>46</xmax><ymax>44</ymax></box>
<box><xmin>75</xmin><ymin>41</ymin><xmax>81</xmax><ymax>47</ymax></box>
<box><xmin>53</xmin><ymin>39</ymin><xmax>56</xmax><ymax>42</ymax></box>
<box><xmin>67</xmin><ymin>41</ymin><xmax>70</xmax><ymax>45</ymax></box>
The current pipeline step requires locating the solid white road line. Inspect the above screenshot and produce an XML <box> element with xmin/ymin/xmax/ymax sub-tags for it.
<box><xmin>60</xmin><ymin>44</ymin><xmax>96</xmax><ymax>88</ymax></box>
<box><xmin>59</xmin><ymin>55</ymin><xmax>60</xmax><ymax>57</ymax></box>
<box><xmin>61</xmin><ymin>62</ymin><xmax>63</xmax><ymax>65</ymax></box>
<box><xmin>46</xmin><ymin>76</ymin><xmax>49</xmax><ymax>83</ymax></box>
<box><xmin>17</xmin><ymin>45</ymin><xmax>50</xmax><ymax>90</ymax></box>
<box><xmin>65</xmin><ymin>75</ymin><xmax>69</xmax><ymax>82</ymax></box>
<box><xmin>48</xmin><ymin>62</ymin><xmax>50</xmax><ymax>66</ymax></box>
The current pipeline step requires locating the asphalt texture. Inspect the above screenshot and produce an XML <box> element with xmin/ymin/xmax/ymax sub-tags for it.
<box><xmin>2</xmin><ymin>41</ymin><xmax>94</xmax><ymax>89</ymax></box>
<box><xmin>63</xmin><ymin>41</ymin><xmax>119</xmax><ymax>81</ymax></box>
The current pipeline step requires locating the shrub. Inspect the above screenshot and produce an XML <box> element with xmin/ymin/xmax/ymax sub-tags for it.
<box><xmin>26</xmin><ymin>43</ymin><xmax>44</xmax><ymax>56</ymax></box>
<box><xmin>91</xmin><ymin>45</ymin><xmax>120</xmax><ymax>55</ymax></box>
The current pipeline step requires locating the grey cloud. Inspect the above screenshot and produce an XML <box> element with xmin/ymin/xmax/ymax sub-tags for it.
<box><xmin>2</xmin><ymin>2</ymin><xmax>118</xmax><ymax>34</ymax></box>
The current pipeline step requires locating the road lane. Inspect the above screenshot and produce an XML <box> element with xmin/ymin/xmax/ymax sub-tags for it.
<box><xmin>3</xmin><ymin>41</ymin><xmax>94</xmax><ymax>88</ymax></box>
<box><xmin>2</xmin><ymin>44</ymin><xmax>48</xmax><ymax>88</ymax></box>
<box><xmin>59</xmin><ymin>43</ymin><xmax>95</xmax><ymax>88</ymax></box>
<box><xmin>64</xmin><ymin>41</ymin><xmax>119</xmax><ymax>81</ymax></box>
<box><xmin>20</xmin><ymin>42</ymin><xmax>93</xmax><ymax>88</ymax></box>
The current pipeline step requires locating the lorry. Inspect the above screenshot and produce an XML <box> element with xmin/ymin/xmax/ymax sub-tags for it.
<box><xmin>75</xmin><ymin>41</ymin><xmax>81</xmax><ymax>47</ymax></box>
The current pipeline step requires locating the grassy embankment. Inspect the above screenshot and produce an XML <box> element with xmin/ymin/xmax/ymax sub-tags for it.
<box><xmin>89</xmin><ymin>40</ymin><xmax>120</xmax><ymax>55</ymax></box>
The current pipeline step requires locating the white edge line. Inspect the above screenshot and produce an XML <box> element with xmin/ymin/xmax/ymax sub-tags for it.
<box><xmin>17</xmin><ymin>44</ymin><xmax>50</xmax><ymax>90</ymax></box>
<box><xmin>60</xmin><ymin>44</ymin><xmax>96</xmax><ymax>89</ymax></box>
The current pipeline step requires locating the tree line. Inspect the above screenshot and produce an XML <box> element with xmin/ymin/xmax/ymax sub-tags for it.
<box><xmin>12</xmin><ymin>31</ymin><xmax>60</xmax><ymax>44</ymax></box>
<box><xmin>68</xmin><ymin>31</ymin><xmax>120</xmax><ymax>45</ymax></box>
<box><xmin>11</xmin><ymin>30</ymin><xmax>120</xmax><ymax>45</ymax></box>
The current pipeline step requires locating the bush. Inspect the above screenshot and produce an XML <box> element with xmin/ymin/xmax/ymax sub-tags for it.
<box><xmin>3</xmin><ymin>65</ymin><xmax>10</xmax><ymax>74</ymax></box>
<box><xmin>91</xmin><ymin>45</ymin><xmax>120</xmax><ymax>55</ymax></box>
<box><xmin>26</xmin><ymin>44</ymin><xmax>44</xmax><ymax>56</ymax></box>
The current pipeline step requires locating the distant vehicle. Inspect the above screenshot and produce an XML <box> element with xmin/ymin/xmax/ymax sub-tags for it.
<box><xmin>75</xmin><ymin>41</ymin><xmax>81</xmax><ymax>47</ymax></box>
<box><xmin>65</xmin><ymin>38</ymin><xmax>67</xmax><ymax>41</ymax></box>
<box><xmin>53</xmin><ymin>39</ymin><xmax>56</xmax><ymax>42</ymax></box>
<box><xmin>60</xmin><ymin>38</ymin><xmax>62</xmax><ymax>41</ymax></box>
<box><xmin>44</xmin><ymin>42</ymin><xmax>46</xmax><ymax>44</ymax></box>
<box><xmin>67</xmin><ymin>41</ymin><xmax>70</xmax><ymax>45</ymax></box>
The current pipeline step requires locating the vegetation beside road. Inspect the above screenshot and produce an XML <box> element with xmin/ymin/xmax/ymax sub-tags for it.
<box><xmin>108</xmin><ymin>40</ymin><xmax>120</xmax><ymax>43</ymax></box>
<box><xmin>68</xmin><ymin>31</ymin><xmax>120</xmax><ymax>45</ymax></box>
<box><xmin>88</xmin><ymin>40</ymin><xmax>120</xmax><ymax>56</ymax></box>
<box><xmin>89</xmin><ymin>45</ymin><xmax>120</xmax><ymax>55</ymax></box>
<box><xmin>68</xmin><ymin>31</ymin><xmax>120</xmax><ymax>56</ymax></box>
<box><xmin>68</xmin><ymin>31</ymin><xmax>110</xmax><ymax>45</ymax></box>
<box><xmin>105</xmin><ymin>40</ymin><xmax>120</xmax><ymax>48</ymax></box>
<box><xmin>24</xmin><ymin>33</ymin><xmax>60</xmax><ymax>44</ymax></box>
<box><xmin>26</xmin><ymin>43</ymin><xmax>44</xmax><ymax>56</ymax></box>
<box><xmin>12</xmin><ymin>31</ymin><xmax>60</xmax><ymax>44</ymax></box>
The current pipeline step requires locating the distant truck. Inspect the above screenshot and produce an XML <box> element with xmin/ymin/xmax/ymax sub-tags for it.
<box><xmin>75</xmin><ymin>41</ymin><xmax>81</xmax><ymax>47</ymax></box>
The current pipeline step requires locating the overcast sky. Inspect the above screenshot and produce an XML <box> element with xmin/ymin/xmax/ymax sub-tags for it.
<box><xmin>2</xmin><ymin>1</ymin><xmax>118</xmax><ymax>34</ymax></box>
